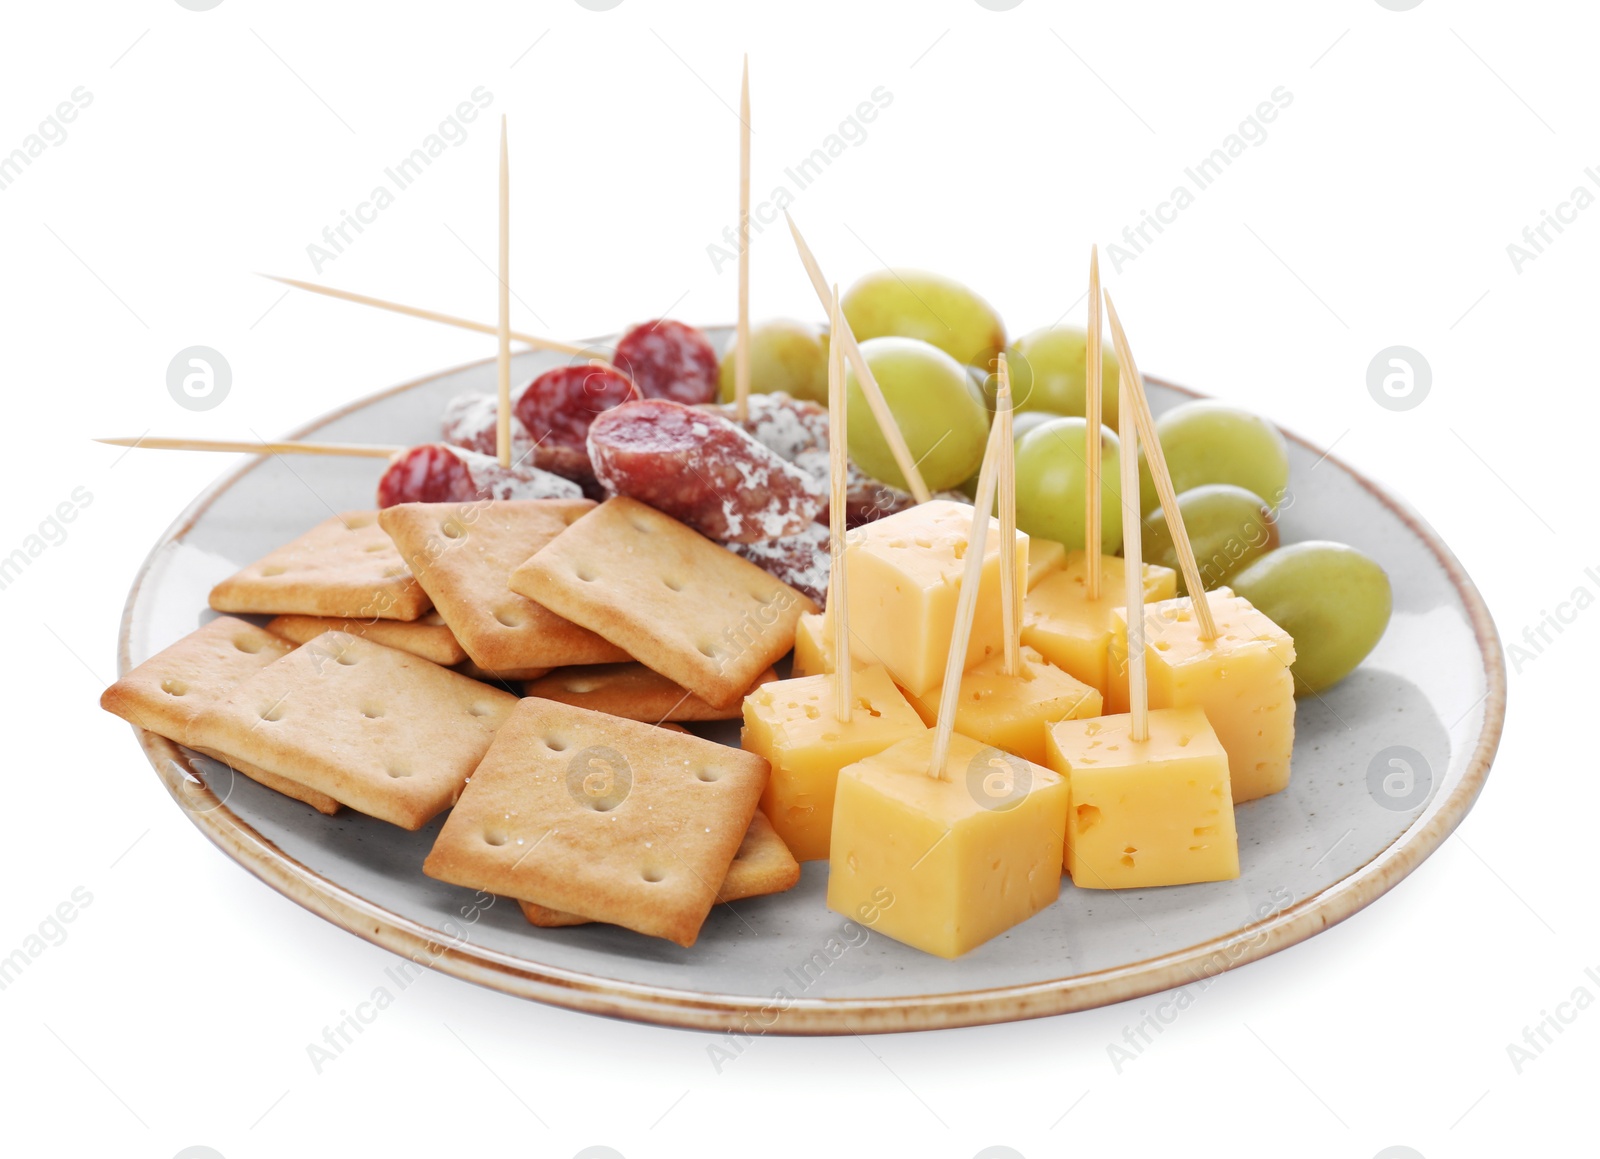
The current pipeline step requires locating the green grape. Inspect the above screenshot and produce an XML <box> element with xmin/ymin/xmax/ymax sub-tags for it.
<box><xmin>1138</xmin><ymin>399</ymin><xmax>1290</xmax><ymax>514</ymax></box>
<box><xmin>1012</xmin><ymin>410</ymin><xmax>1065</xmax><ymax>441</ymax></box>
<box><xmin>717</xmin><ymin>318</ymin><xmax>829</xmax><ymax>405</ymax></box>
<box><xmin>842</xmin><ymin>269</ymin><xmax>1006</xmax><ymax>368</ymax></box>
<box><xmin>846</xmin><ymin>337</ymin><xmax>990</xmax><ymax>491</ymax></box>
<box><xmin>1141</xmin><ymin>484</ymin><xmax>1278</xmax><ymax>595</ymax></box>
<box><xmin>1230</xmin><ymin>541</ymin><xmax>1392</xmax><ymax>695</ymax></box>
<box><xmin>1014</xmin><ymin>418</ymin><xmax>1124</xmax><ymax>555</ymax></box>
<box><xmin>1005</xmin><ymin>326</ymin><xmax>1120</xmax><ymax>427</ymax></box>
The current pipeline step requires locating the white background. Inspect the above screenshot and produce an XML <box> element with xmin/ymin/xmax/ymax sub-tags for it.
<box><xmin>0</xmin><ymin>1</ymin><xmax>1591</xmax><ymax>1156</ymax></box>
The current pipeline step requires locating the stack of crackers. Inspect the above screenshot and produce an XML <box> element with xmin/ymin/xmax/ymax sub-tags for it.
<box><xmin>103</xmin><ymin>497</ymin><xmax>817</xmax><ymax>946</ymax></box>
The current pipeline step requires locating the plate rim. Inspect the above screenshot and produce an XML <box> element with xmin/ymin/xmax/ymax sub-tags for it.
<box><xmin>113</xmin><ymin>348</ymin><xmax>1507</xmax><ymax>1035</ymax></box>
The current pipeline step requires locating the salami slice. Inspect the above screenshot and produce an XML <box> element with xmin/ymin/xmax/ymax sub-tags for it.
<box><xmin>587</xmin><ymin>398</ymin><xmax>825</xmax><ymax>543</ymax></box>
<box><xmin>726</xmin><ymin>522</ymin><xmax>831</xmax><ymax>607</ymax></box>
<box><xmin>377</xmin><ymin>444</ymin><xmax>583</xmax><ymax>508</ymax></box>
<box><xmin>513</xmin><ymin>363</ymin><xmax>640</xmax><ymax>464</ymax></box>
<box><xmin>704</xmin><ymin>392</ymin><xmax>829</xmax><ymax>461</ymax></box>
<box><xmin>613</xmin><ymin>320</ymin><xmax>719</xmax><ymax>405</ymax></box>
<box><xmin>442</xmin><ymin>393</ymin><xmax>536</xmax><ymax>460</ymax></box>
<box><xmin>442</xmin><ymin>391</ymin><xmax>594</xmax><ymax>483</ymax></box>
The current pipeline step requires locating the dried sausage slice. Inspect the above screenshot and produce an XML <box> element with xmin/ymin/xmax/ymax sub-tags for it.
<box><xmin>377</xmin><ymin>444</ymin><xmax>582</xmax><ymax>508</ymax></box>
<box><xmin>726</xmin><ymin>522</ymin><xmax>831</xmax><ymax>607</ymax></box>
<box><xmin>613</xmin><ymin>320</ymin><xmax>719</xmax><ymax>405</ymax></box>
<box><xmin>586</xmin><ymin>399</ymin><xmax>825</xmax><ymax>542</ymax></box>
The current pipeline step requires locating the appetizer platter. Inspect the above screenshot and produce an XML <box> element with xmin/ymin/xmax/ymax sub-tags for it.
<box><xmin>100</xmin><ymin>85</ymin><xmax>1502</xmax><ymax>1033</ymax></box>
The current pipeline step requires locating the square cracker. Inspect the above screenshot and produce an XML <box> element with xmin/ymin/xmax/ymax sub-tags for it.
<box><xmin>267</xmin><ymin>612</ymin><xmax>467</xmax><ymax>667</ymax></box>
<box><xmin>379</xmin><ymin>500</ymin><xmax>629</xmax><ymax>670</ymax></box>
<box><xmin>518</xmin><ymin>809</ymin><xmax>800</xmax><ymax>928</ymax></box>
<box><xmin>423</xmin><ymin>697</ymin><xmax>769</xmax><ymax>947</ymax></box>
<box><xmin>209</xmin><ymin>511</ymin><xmax>430</xmax><ymax>621</ymax></box>
<box><xmin>507</xmin><ymin>497</ymin><xmax>816</xmax><ymax>710</ymax></box>
<box><xmin>455</xmin><ymin>659</ymin><xmax>550</xmax><ymax>687</ymax></box>
<box><xmin>188</xmin><ymin>632</ymin><xmax>517</xmax><ymax>829</ymax></box>
<box><xmin>99</xmin><ymin>617</ymin><xmax>340</xmax><ymax>814</ymax></box>
<box><xmin>523</xmin><ymin>662</ymin><xmax>778</xmax><ymax>722</ymax></box>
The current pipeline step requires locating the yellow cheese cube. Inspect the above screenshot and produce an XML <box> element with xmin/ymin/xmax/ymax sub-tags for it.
<box><xmin>1028</xmin><ymin>538</ymin><xmax>1067</xmax><ymax>589</ymax></box>
<box><xmin>1045</xmin><ymin>707</ymin><xmax>1240</xmax><ymax>888</ymax></box>
<box><xmin>1109</xmin><ymin>589</ymin><xmax>1296</xmax><ymax>803</ymax></box>
<box><xmin>905</xmin><ymin>645</ymin><xmax>1103</xmax><ymax>766</ymax></box>
<box><xmin>791</xmin><ymin>613</ymin><xmax>828</xmax><ymax>678</ymax></box>
<box><xmin>1021</xmin><ymin>551</ymin><xmax>1177</xmax><ymax>696</ymax></box>
<box><xmin>843</xmin><ymin>500</ymin><xmax>1029</xmax><ymax>698</ymax></box>
<box><xmin>827</xmin><ymin>730</ymin><xmax>1067</xmax><ymax>958</ymax></box>
<box><xmin>791</xmin><ymin>609</ymin><xmax>891</xmax><ymax>678</ymax></box>
<box><xmin>742</xmin><ymin>664</ymin><xmax>926</xmax><ymax>861</ymax></box>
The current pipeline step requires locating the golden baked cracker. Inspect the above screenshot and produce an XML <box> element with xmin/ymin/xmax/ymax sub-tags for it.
<box><xmin>188</xmin><ymin>632</ymin><xmax>517</xmax><ymax>829</ymax></box>
<box><xmin>517</xmin><ymin>809</ymin><xmax>800</xmax><ymax>928</ymax></box>
<box><xmin>266</xmin><ymin>612</ymin><xmax>467</xmax><ymax>666</ymax></box>
<box><xmin>456</xmin><ymin>659</ymin><xmax>550</xmax><ymax>687</ymax></box>
<box><xmin>99</xmin><ymin>617</ymin><xmax>340</xmax><ymax>814</ymax></box>
<box><xmin>187</xmin><ymin>745</ymin><xmax>341</xmax><ymax>816</ymax></box>
<box><xmin>209</xmin><ymin>511</ymin><xmax>430</xmax><ymax>621</ymax></box>
<box><xmin>717</xmin><ymin>807</ymin><xmax>803</xmax><ymax>901</ymax></box>
<box><xmin>522</xmin><ymin>662</ymin><xmax>778</xmax><ymax>722</ymax></box>
<box><xmin>380</xmin><ymin>499</ymin><xmax>629</xmax><ymax>671</ymax></box>
<box><xmin>507</xmin><ymin>497</ymin><xmax>816</xmax><ymax>709</ymax></box>
<box><xmin>423</xmin><ymin>697</ymin><xmax>769</xmax><ymax>947</ymax></box>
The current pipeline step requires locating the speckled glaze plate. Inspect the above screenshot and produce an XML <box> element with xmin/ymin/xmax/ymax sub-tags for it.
<box><xmin>113</xmin><ymin>329</ymin><xmax>1504</xmax><ymax>1034</ymax></box>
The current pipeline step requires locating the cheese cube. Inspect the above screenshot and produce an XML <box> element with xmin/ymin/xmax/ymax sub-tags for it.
<box><xmin>828</xmin><ymin>730</ymin><xmax>1067</xmax><ymax>958</ymax></box>
<box><xmin>905</xmin><ymin>645</ymin><xmax>1103</xmax><ymax>765</ymax></box>
<box><xmin>1045</xmin><ymin>707</ymin><xmax>1240</xmax><ymax>888</ymax></box>
<box><xmin>1109</xmin><ymin>589</ymin><xmax>1296</xmax><ymax>803</ymax></box>
<box><xmin>843</xmin><ymin>500</ymin><xmax>1029</xmax><ymax>698</ymax></box>
<box><xmin>791</xmin><ymin>608</ymin><xmax>891</xmax><ymax>678</ymax></box>
<box><xmin>791</xmin><ymin>613</ymin><xmax>829</xmax><ymax>678</ymax></box>
<box><xmin>1028</xmin><ymin>538</ymin><xmax>1067</xmax><ymax>589</ymax></box>
<box><xmin>1021</xmin><ymin>551</ymin><xmax>1177</xmax><ymax>695</ymax></box>
<box><xmin>742</xmin><ymin>664</ymin><xmax>926</xmax><ymax>861</ymax></box>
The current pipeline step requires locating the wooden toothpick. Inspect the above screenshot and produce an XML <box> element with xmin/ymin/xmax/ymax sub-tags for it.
<box><xmin>928</xmin><ymin>414</ymin><xmax>1006</xmax><ymax>780</ymax></box>
<box><xmin>496</xmin><ymin>115</ymin><xmax>512</xmax><ymax>468</ymax></box>
<box><xmin>783</xmin><ymin>210</ymin><xmax>933</xmax><ymax>504</ymax></box>
<box><xmin>996</xmin><ymin>355</ymin><xmax>1020</xmax><ymax>677</ymax></box>
<box><xmin>1102</xmin><ymin>290</ymin><xmax>1218</xmax><ymax>641</ymax></box>
<box><xmin>258</xmin><ymin>276</ymin><xmax>593</xmax><ymax>358</ymax></box>
<box><xmin>94</xmin><ymin>437</ymin><xmax>403</xmax><ymax>458</ymax></box>
<box><xmin>735</xmin><ymin>55</ymin><xmax>752</xmax><ymax>424</ymax></box>
<box><xmin>827</xmin><ymin>283</ymin><xmax>852</xmax><ymax>723</ymax></box>
<box><xmin>1085</xmin><ymin>245</ymin><xmax>1104</xmax><ymax>601</ymax></box>
<box><xmin>1118</xmin><ymin>358</ymin><xmax>1150</xmax><ymax>743</ymax></box>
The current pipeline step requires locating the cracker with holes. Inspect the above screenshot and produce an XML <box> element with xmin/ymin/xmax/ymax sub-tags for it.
<box><xmin>508</xmin><ymin>496</ymin><xmax>817</xmax><ymax>710</ymax></box>
<box><xmin>267</xmin><ymin>612</ymin><xmax>467</xmax><ymax>666</ymax></box>
<box><xmin>210</xmin><ymin>512</ymin><xmax>431</xmax><ymax>621</ymax></box>
<box><xmin>187</xmin><ymin>632</ymin><xmax>517</xmax><ymax>829</ymax></box>
<box><xmin>455</xmin><ymin>659</ymin><xmax>549</xmax><ymax>686</ymax></box>
<box><xmin>517</xmin><ymin>809</ymin><xmax>801</xmax><ymax>928</ymax></box>
<box><xmin>523</xmin><ymin>662</ymin><xmax>779</xmax><ymax>722</ymax></box>
<box><xmin>423</xmin><ymin>698</ymin><xmax>769</xmax><ymax>947</ymax></box>
<box><xmin>379</xmin><ymin>499</ymin><xmax>630</xmax><ymax>672</ymax></box>
<box><xmin>99</xmin><ymin>617</ymin><xmax>341</xmax><ymax>814</ymax></box>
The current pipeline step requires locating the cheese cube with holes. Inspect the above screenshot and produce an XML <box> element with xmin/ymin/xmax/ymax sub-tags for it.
<box><xmin>1109</xmin><ymin>588</ymin><xmax>1296</xmax><ymax>803</ymax></box>
<box><xmin>904</xmin><ymin>645</ymin><xmax>1103</xmax><ymax>766</ymax></box>
<box><xmin>842</xmin><ymin>500</ymin><xmax>1029</xmax><ymax>698</ymax></box>
<box><xmin>1045</xmin><ymin>707</ymin><xmax>1240</xmax><ymax>888</ymax></box>
<box><xmin>1028</xmin><ymin>538</ymin><xmax>1067</xmax><ymax>589</ymax></box>
<box><xmin>827</xmin><ymin>730</ymin><xmax>1067</xmax><ymax>959</ymax></box>
<box><xmin>790</xmin><ymin>609</ymin><xmax>891</xmax><ymax>678</ymax></box>
<box><xmin>1022</xmin><ymin>551</ymin><xmax>1176</xmax><ymax>696</ymax></box>
<box><xmin>742</xmin><ymin>665</ymin><xmax>926</xmax><ymax>861</ymax></box>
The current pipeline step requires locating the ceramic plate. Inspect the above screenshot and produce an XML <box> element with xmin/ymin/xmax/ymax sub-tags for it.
<box><xmin>113</xmin><ymin>329</ymin><xmax>1505</xmax><ymax>1034</ymax></box>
